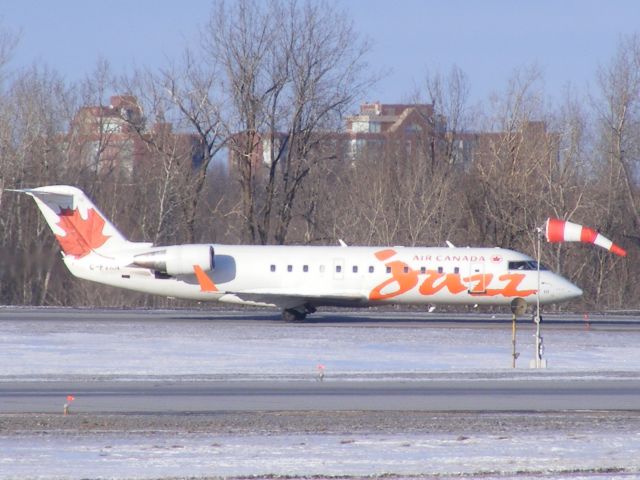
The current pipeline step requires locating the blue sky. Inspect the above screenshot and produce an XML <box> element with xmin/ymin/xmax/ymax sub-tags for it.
<box><xmin>2</xmin><ymin>0</ymin><xmax>639</xmax><ymax>105</ymax></box>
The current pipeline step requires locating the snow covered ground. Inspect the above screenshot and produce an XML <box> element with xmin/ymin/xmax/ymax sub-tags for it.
<box><xmin>1</xmin><ymin>430</ymin><xmax>639</xmax><ymax>479</ymax></box>
<box><xmin>1</xmin><ymin>308</ymin><xmax>640</xmax><ymax>479</ymax></box>
<box><xmin>1</xmin><ymin>308</ymin><xmax>640</xmax><ymax>379</ymax></box>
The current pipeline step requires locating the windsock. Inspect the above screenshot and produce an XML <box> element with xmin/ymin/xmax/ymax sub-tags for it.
<box><xmin>545</xmin><ymin>218</ymin><xmax>626</xmax><ymax>257</ymax></box>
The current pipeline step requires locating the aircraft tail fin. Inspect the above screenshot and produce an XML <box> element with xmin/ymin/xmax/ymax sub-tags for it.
<box><xmin>16</xmin><ymin>185</ymin><xmax>134</xmax><ymax>259</ymax></box>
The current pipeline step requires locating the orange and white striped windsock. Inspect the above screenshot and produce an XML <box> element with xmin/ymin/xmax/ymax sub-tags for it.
<box><xmin>545</xmin><ymin>218</ymin><xmax>626</xmax><ymax>257</ymax></box>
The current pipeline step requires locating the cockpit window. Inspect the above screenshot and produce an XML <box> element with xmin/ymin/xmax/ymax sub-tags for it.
<box><xmin>508</xmin><ymin>260</ymin><xmax>549</xmax><ymax>271</ymax></box>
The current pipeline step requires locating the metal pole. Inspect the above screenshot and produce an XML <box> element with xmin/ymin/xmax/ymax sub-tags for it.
<box><xmin>536</xmin><ymin>229</ymin><xmax>541</xmax><ymax>368</ymax></box>
<box><xmin>511</xmin><ymin>313</ymin><xmax>517</xmax><ymax>368</ymax></box>
<box><xmin>532</xmin><ymin>227</ymin><xmax>545</xmax><ymax>369</ymax></box>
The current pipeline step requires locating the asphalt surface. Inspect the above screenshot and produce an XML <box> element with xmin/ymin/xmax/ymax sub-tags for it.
<box><xmin>1</xmin><ymin>378</ymin><xmax>640</xmax><ymax>413</ymax></box>
<box><xmin>2</xmin><ymin>305</ymin><xmax>640</xmax><ymax>327</ymax></box>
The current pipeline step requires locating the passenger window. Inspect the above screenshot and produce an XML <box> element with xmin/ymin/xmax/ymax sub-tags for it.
<box><xmin>454</xmin><ymin>267</ymin><xmax>460</xmax><ymax>274</ymax></box>
<box><xmin>352</xmin><ymin>266</ymin><xmax>358</xmax><ymax>273</ymax></box>
<box><xmin>303</xmin><ymin>265</ymin><xmax>309</xmax><ymax>273</ymax></box>
<box><xmin>368</xmin><ymin>266</ymin><xmax>374</xmax><ymax>273</ymax></box>
<box><xmin>420</xmin><ymin>266</ymin><xmax>426</xmax><ymax>274</ymax></box>
<box><xmin>437</xmin><ymin>266</ymin><xmax>443</xmax><ymax>274</ymax></box>
<box><xmin>386</xmin><ymin>266</ymin><xmax>391</xmax><ymax>274</ymax></box>
<box><xmin>403</xmin><ymin>266</ymin><xmax>409</xmax><ymax>273</ymax></box>
<box><xmin>336</xmin><ymin>265</ymin><xmax>342</xmax><ymax>273</ymax></box>
<box><xmin>287</xmin><ymin>265</ymin><xmax>293</xmax><ymax>272</ymax></box>
<box><xmin>320</xmin><ymin>265</ymin><xmax>325</xmax><ymax>273</ymax></box>
<box><xmin>270</xmin><ymin>265</ymin><xmax>276</xmax><ymax>272</ymax></box>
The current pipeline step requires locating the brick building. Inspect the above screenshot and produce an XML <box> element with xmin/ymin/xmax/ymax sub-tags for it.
<box><xmin>67</xmin><ymin>95</ymin><xmax>204</xmax><ymax>176</ymax></box>
<box><xmin>226</xmin><ymin>101</ymin><xmax>558</xmax><ymax>174</ymax></box>
<box><xmin>345</xmin><ymin>102</ymin><xmax>446</xmax><ymax>163</ymax></box>
<box><xmin>460</xmin><ymin>121</ymin><xmax>559</xmax><ymax>167</ymax></box>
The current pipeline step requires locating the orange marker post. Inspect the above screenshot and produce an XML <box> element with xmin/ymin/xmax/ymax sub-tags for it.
<box><xmin>64</xmin><ymin>395</ymin><xmax>75</xmax><ymax>415</ymax></box>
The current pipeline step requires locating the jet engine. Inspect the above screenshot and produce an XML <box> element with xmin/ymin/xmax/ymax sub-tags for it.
<box><xmin>132</xmin><ymin>244</ymin><xmax>215</xmax><ymax>276</ymax></box>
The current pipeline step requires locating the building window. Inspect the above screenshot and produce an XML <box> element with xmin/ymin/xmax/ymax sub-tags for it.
<box><xmin>287</xmin><ymin>265</ymin><xmax>293</xmax><ymax>272</ymax></box>
<box><xmin>270</xmin><ymin>265</ymin><xmax>276</xmax><ymax>272</ymax></box>
<box><xmin>404</xmin><ymin>123</ymin><xmax>422</xmax><ymax>133</ymax></box>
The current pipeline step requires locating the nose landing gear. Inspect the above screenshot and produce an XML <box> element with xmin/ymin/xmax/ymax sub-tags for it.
<box><xmin>510</xmin><ymin>297</ymin><xmax>527</xmax><ymax>368</ymax></box>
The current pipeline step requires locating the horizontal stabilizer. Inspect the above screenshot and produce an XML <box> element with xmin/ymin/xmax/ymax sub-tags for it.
<box><xmin>11</xmin><ymin>189</ymin><xmax>76</xmax><ymax>211</ymax></box>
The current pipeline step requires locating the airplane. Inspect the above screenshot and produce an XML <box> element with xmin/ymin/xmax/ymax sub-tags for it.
<box><xmin>16</xmin><ymin>185</ymin><xmax>582</xmax><ymax>320</ymax></box>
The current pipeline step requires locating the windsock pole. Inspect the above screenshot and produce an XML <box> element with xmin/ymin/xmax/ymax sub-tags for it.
<box><xmin>536</xmin><ymin>227</ymin><xmax>541</xmax><ymax>368</ymax></box>
<box><xmin>511</xmin><ymin>313</ymin><xmax>517</xmax><ymax>368</ymax></box>
<box><xmin>531</xmin><ymin>227</ymin><xmax>546</xmax><ymax>369</ymax></box>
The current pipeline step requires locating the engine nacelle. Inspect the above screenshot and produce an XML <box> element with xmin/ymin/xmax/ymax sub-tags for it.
<box><xmin>133</xmin><ymin>244</ymin><xmax>215</xmax><ymax>276</ymax></box>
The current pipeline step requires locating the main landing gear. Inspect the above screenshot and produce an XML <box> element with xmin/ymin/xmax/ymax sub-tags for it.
<box><xmin>281</xmin><ymin>304</ymin><xmax>316</xmax><ymax>321</ymax></box>
<box><xmin>282</xmin><ymin>309</ymin><xmax>306</xmax><ymax>321</ymax></box>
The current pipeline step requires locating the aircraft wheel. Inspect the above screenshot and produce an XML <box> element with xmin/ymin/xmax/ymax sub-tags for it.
<box><xmin>282</xmin><ymin>309</ymin><xmax>307</xmax><ymax>322</ymax></box>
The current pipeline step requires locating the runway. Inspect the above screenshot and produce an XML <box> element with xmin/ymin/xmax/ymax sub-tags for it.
<box><xmin>2</xmin><ymin>307</ymin><xmax>640</xmax><ymax>415</ymax></box>
<box><xmin>2</xmin><ymin>377</ymin><xmax>640</xmax><ymax>413</ymax></box>
<box><xmin>3</xmin><ymin>305</ymin><xmax>640</xmax><ymax>327</ymax></box>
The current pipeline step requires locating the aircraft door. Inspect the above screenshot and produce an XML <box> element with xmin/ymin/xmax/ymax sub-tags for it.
<box><xmin>468</xmin><ymin>261</ymin><xmax>487</xmax><ymax>294</ymax></box>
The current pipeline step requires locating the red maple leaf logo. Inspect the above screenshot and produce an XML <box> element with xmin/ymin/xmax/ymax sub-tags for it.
<box><xmin>54</xmin><ymin>208</ymin><xmax>110</xmax><ymax>258</ymax></box>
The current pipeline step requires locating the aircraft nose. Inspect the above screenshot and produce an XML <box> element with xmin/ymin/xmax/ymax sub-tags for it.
<box><xmin>543</xmin><ymin>274</ymin><xmax>583</xmax><ymax>302</ymax></box>
<box><xmin>566</xmin><ymin>282</ymin><xmax>583</xmax><ymax>299</ymax></box>
<box><xmin>558</xmin><ymin>278</ymin><xmax>583</xmax><ymax>301</ymax></box>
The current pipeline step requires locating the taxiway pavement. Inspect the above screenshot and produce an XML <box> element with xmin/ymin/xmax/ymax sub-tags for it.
<box><xmin>1</xmin><ymin>378</ymin><xmax>640</xmax><ymax>413</ymax></box>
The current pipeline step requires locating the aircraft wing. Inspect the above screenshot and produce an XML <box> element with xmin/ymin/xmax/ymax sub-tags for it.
<box><xmin>226</xmin><ymin>289</ymin><xmax>369</xmax><ymax>309</ymax></box>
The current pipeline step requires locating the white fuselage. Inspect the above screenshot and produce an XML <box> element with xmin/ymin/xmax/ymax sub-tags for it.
<box><xmin>64</xmin><ymin>244</ymin><xmax>582</xmax><ymax>309</ymax></box>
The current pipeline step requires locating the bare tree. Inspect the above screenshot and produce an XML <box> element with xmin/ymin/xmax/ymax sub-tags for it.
<box><xmin>0</xmin><ymin>20</ymin><xmax>18</xmax><ymax>87</ymax></box>
<box><xmin>206</xmin><ymin>0</ymin><xmax>373</xmax><ymax>244</ymax></box>
<box><xmin>465</xmin><ymin>66</ymin><xmax>550</xmax><ymax>248</ymax></box>
<box><xmin>583</xmin><ymin>34</ymin><xmax>640</xmax><ymax>307</ymax></box>
<box><xmin>0</xmin><ymin>66</ymin><xmax>79</xmax><ymax>305</ymax></box>
<box><xmin>425</xmin><ymin>65</ymin><xmax>474</xmax><ymax>166</ymax></box>
<box><xmin>593</xmin><ymin>34</ymin><xmax>640</xmax><ymax>235</ymax></box>
<box><xmin>118</xmin><ymin>55</ymin><xmax>226</xmax><ymax>245</ymax></box>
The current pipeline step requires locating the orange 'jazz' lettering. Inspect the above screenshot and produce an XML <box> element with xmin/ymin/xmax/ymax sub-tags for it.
<box><xmin>485</xmin><ymin>273</ymin><xmax>536</xmax><ymax>297</ymax></box>
<box><xmin>369</xmin><ymin>249</ymin><xmax>419</xmax><ymax>301</ymax></box>
<box><xmin>368</xmin><ymin>250</ymin><xmax>536</xmax><ymax>301</ymax></box>
<box><xmin>464</xmin><ymin>274</ymin><xmax>493</xmax><ymax>294</ymax></box>
<box><xmin>418</xmin><ymin>272</ymin><xmax>466</xmax><ymax>296</ymax></box>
